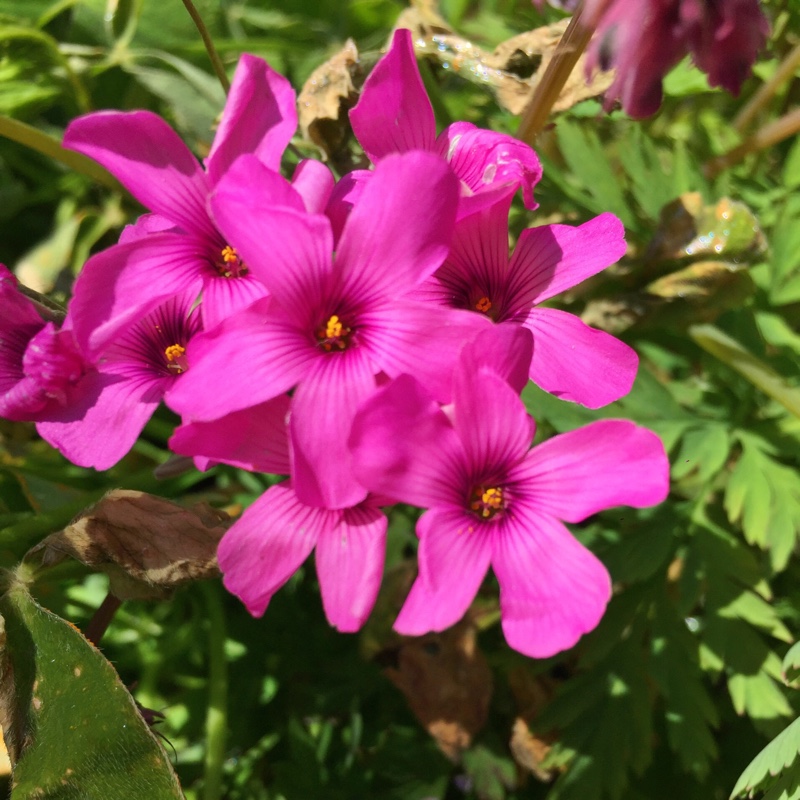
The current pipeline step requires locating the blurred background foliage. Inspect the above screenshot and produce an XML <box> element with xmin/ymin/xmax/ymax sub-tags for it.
<box><xmin>1</xmin><ymin>0</ymin><xmax>800</xmax><ymax>798</ymax></box>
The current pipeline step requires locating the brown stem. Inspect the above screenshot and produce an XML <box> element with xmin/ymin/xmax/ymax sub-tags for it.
<box><xmin>517</xmin><ymin>5</ymin><xmax>596</xmax><ymax>145</ymax></box>
<box><xmin>180</xmin><ymin>0</ymin><xmax>230</xmax><ymax>94</ymax></box>
<box><xmin>705</xmin><ymin>107</ymin><xmax>800</xmax><ymax>178</ymax></box>
<box><xmin>734</xmin><ymin>41</ymin><xmax>800</xmax><ymax>134</ymax></box>
<box><xmin>84</xmin><ymin>592</ymin><xmax>122</xmax><ymax>645</ymax></box>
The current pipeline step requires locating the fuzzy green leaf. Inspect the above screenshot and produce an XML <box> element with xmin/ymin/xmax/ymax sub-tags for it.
<box><xmin>0</xmin><ymin>574</ymin><xmax>184</xmax><ymax>799</ymax></box>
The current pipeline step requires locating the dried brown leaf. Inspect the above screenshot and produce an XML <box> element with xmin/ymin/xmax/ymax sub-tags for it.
<box><xmin>382</xmin><ymin>619</ymin><xmax>492</xmax><ymax>761</ymax></box>
<box><xmin>297</xmin><ymin>39</ymin><xmax>364</xmax><ymax>172</ymax></box>
<box><xmin>25</xmin><ymin>490</ymin><xmax>230</xmax><ymax>600</ymax></box>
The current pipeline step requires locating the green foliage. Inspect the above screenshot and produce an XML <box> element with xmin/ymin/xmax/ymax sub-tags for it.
<box><xmin>1</xmin><ymin>0</ymin><xmax>800</xmax><ymax>799</ymax></box>
<box><xmin>0</xmin><ymin>574</ymin><xmax>183</xmax><ymax>798</ymax></box>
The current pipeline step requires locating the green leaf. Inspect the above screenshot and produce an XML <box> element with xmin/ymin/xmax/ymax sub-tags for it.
<box><xmin>671</xmin><ymin>424</ymin><xmax>730</xmax><ymax>483</ymax></box>
<box><xmin>0</xmin><ymin>574</ymin><xmax>184</xmax><ymax>798</ymax></box>
<box><xmin>691</xmin><ymin>324</ymin><xmax>800</xmax><ymax>419</ymax></box>
<box><xmin>618</xmin><ymin>126</ymin><xmax>674</xmax><ymax>220</ymax></box>
<box><xmin>783</xmin><ymin>642</ymin><xmax>800</xmax><ymax>686</ymax></box>
<box><xmin>650</xmin><ymin>597</ymin><xmax>718</xmax><ymax>777</ymax></box>
<box><xmin>731</xmin><ymin>716</ymin><xmax>800</xmax><ymax>799</ymax></box>
<box><xmin>555</xmin><ymin>119</ymin><xmax>636</xmax><ymax>229</ymax></box>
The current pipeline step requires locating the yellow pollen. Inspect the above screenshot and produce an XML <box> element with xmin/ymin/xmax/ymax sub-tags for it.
<box><xmin>215</xmin><ymin>245</ymin><xmax>247</xmax><ymax>278</ymax></box>
<box><xmin>165</xmin><ymin>344</ymin><xmax>186</xmax><ymax>362</ymax></box>
<box><xmin>316</xmin><ymin>314</ymin><xmax>352</xmax><ymax>351</ymax></box>
<box><xmin>470</xmin><ymin>485</ymin><xmax>505</xmax><ymax>520</ymax></box>
<box><xmin>475</xmin><ymin>296</ymin><xmax>492</xmax><ymax>313</ymax></box>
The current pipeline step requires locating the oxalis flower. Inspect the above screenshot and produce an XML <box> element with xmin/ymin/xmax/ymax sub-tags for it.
<box><xmin>349</xmin><ymin>326</ymin><xmax>669</xmax><ymax>658</ymax></box>
<box><xmin>420</xmin><ymin>188</ymin><xmax>637</xmax><ymax>408</ymax></box>
<box><xmin>40</xmin><ymin>292</ymin><xmax>202</xmax><ymax>469</ymax></box>
<box><xmin>64</xmin><ymin>53</ymin><xmax>331</xmax><ymax>353</ymax></box>
<box><xmin>349</xmin><ymin>28</ymin><xmax>543</xmax><ymax>218</ymax></box>
<box><xmin>168</xmin><ymin>151</ymin><xmax>483</xmax><ymax>509</ymax></box>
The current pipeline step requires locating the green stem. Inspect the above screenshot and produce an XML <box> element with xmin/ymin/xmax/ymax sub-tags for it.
<box><xmin>201</xmin><ymin>581</ymin><xmax>228</xmax><ymax>800</ymax></box>
<box><xmin>0</xmin><ymin>115</ymin><xmax>121</xmax><ymax>190</ymax></box>
<box><xmin>180</xmin><ymin>0</ymin><xmax>231</xmax><ymax>94</ymax></box>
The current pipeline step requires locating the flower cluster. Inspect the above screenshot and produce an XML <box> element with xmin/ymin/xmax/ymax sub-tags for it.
<box><xmin>0</xmin><ymin>29</ymin><xmax>669</xmax><ymax>658</ymax></box>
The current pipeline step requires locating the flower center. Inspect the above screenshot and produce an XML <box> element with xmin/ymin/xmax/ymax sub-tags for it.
<box><xmin>315</xmin><ymin>314</ymin><xmax>352</xmax><ymax>352</ymax></box>
<box><xmin>215</xmin><ymin>245</ymin><xmax>248</xmax><ymax>278</ymax></box>
<box><xmin>164</xmin><ymin>343</ymin><xmax>189</xmax><ymax>374</ymax></box>
<box><xmin>469</xmin><ymin>485</ymin><xmax>506</xmax><ymax>520</ymax></box>
<box><xmin>475</xmin><ymin>296</ymin><xmax>492</xmax><ymax>313</ymax></box>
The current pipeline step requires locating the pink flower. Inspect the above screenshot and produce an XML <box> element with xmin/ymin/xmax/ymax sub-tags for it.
<box><xmin>39</xmin><ymin>293</ymin><xmax>202</xmax><ymax>469</ymax></box>
<box><xmin>420</xmin><ymin>189</ymin><xmax>637</xmax><ymax>408</ymax></box>
<box><xmin>349</xmin><ymin>29</ymin><xmax>543</xmax><ymax>217</ymax></box>
<box><xmin>349</xmin><ymin>326</ymin><xmax>669</xmax><ymax>658</ymax></box>
<box><xmin>168</xmin><ymin>151</ymin><xmax>481</xmax><ymax>509</ymax></box>
<box><xmin>0</xmin><ymin>265</ymin><xmax>88</xmax><ymax>421</ymax></box>
<box><xmin>583</xmin><ymin>0</ymin><xmax>769</xmax><ymax>117</ymax></box>
<box><xmin>64</xmin><ymin>54</ymin><xmax>331</xmax><ymax>350</ymax></box>
<box><xmin>216</xmin><ymin>484</ymin><xmax>387</xmax><ymax>632</ymax></box>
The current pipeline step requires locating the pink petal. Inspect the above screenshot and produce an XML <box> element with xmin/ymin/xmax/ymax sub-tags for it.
<box><xmin>289</xmin><ymin>350</ymin><xmax>374</xmax><ymax>509</ymax></box>
<box><xmin>210</xmin><ymin>190</ymin><xmax>333</xmax><ymax>312</ymax></box>
<box><xmin>119</xmin><ymin>213</ymin><xmax>179</xmax><ymax>244</ymax></box>
<box><xmin>394</xmin><ymin>507</ymin><xmax>492</xmax><ymax>635</ymax></box>
<box><xmin>315</xmin><ymin>503</ymin><xmax>387</xmax><ymax>631</ymax></box>
<box><xmin>70</xmin><ymin>234</ymin><xmax>207</xmax><ymax>358</ymax></box>
<box><xmin>36</xmin><ymin>370</ymin><xmax>162</xmax><ymax>470</ymax></box>
<box><xmin>168</xmin><ymin>394</ymin><xmax>291</xmax><ymax>474</ymax></box>
<box><xmin>523</xmin><ymin>308</ymin><xmax>638</xmax><ymax>408</ymax></box>
<box><xmin>509</xmin><ymin>419</ymin><xmax>670</xmax><ymax>523</ymax></box>
<box><xmin>360</xmin><ymin>302</ymin><xmax>487</xmax><ymax>402</ymax></box>
<box><xmin>457</xmin><ymin>323</ymin><xmax>533</xmax><ymax>395</ymax></box>
<box><xmin>452</xmin><ymin>368</ymin><xmax>534</xmax><ymax>477</ymax></box>
<box><xmin>218</xmin><ymin>483</ymin><xmax>319</xmax><ymax>617</ymax></box>
<box><xmin>506</xmin><ymin>213</ymin><xmax>626</xmax><ymax>311</ymax></box>
<box><xmin>493</xmin><ymin>507</ymin><xmax>611</xmax><ymax>658</ymax></box>
<box><xmin>205</xmin><ymin>54</ymin><xmax>297</xmax><ymax>183</ymax></box>
<box><xmin>325</xmin><ymin>170</ymin><xmax>371</xmax><ymax>247</ymax></box>
<box><xmin>63</xmin><ymin>111</ymin><xmax>215</xmax><ymax>239</ymax></box>
<box><xmin>435</xmin><ymin>122</ymin><xmax>543</xmax><ymax>212</ymax></box>
<box><xmin>166</xmin><ymin>299</ymin><xmax>317</xmax><ymax>421</ymax></box>
<box><xmin>336</xmin><ymin>152</ymin><xmax>459</xmax><ymax>303</ymax></box>
<box><xmin>292</xmin><ymin>159</ymin><xmax>335</xmax><ymax>213</ymax></box>
<box><xmin>349</xmin><ymin>373</ymin><xmax>466</xmax><ymax>508</ymax></box>
<box><xmin>349</xmin><ymin>28</ymin><xmax>436</xmax><ymax>161</ymax></box>
<box><xmin>199</xmin><ymin>272</ymin><xmax>270</xmax><ymax>331</ymax></box>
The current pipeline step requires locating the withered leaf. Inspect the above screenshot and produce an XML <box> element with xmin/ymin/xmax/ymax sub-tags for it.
<box><xmin>407</xmin><ymin>18</ymin><xmax>612</xmax><ymax>116</ymax></box>
<box><xmin>381</xmin><ymin>618</ymin><xmax>492</xmax><ymax>761</ymax></box>
<box><xmin>297</xmin><ymin>39</ymin><xmax>364</xmax><ymax>172</ymax></box>
<box><xmin>25</xmin><ymin>490</ymin><xmax>230</xmax><ymax>600</ymax></box>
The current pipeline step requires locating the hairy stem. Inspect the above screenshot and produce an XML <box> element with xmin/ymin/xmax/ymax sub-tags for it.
<box><xmin>180</xmin><ymin>0</ymin><xmax>231</xmax><ymax>94</ymax></box>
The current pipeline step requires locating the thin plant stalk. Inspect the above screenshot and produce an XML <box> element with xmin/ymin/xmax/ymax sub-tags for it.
<box><xmin>0</xmin><ymin>115</ymin><xmax>121</xmax><ymax>191</ymax></box>
<box><xmin>84</xmin><ymin>593</ymin><xmax>123</xmax><ymax>645</ymax></box>
<box><xmin>201</xmin><ymin>581</ymin><xmax>228</xmax><ymax>800</ymax></box>
<box><xmin>705</xmin><ymin>107</ymin><xmax>800</xmax><ymax>178</ymax></box>
<box><xmin>180</xmin><ymin>0</ymin><xmax>231</xmax><ymax>94</ymax></box>
<box><xmin>517</xmin><ymin>4</ymin><xmax>595</xmax><ymax>144</ymax></box>
<box><xmin>734</xmin><ymin>41</ymin><xmax>800</xmax><ymax>134</ymax></box>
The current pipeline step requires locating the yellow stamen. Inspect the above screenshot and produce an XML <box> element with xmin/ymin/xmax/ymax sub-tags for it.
<box><xmin>164</xmin><ymin>343</ymin><xmax>188</xmax><ymax>374</ymax></box>
<box><xmin>475</xmin><ymin>296</ymin><xmax>492</xmax><ymax>313</ymax></box>
<box><xmin>316</xmin><ymin>314</ymin><xmax>352</xmax><ymax>351</ymax></box>
<box><xmin>469</xmin><ymin>484</ymin><xmax>505</xmax><ymax>520</ymax></box>
<box><xmin>215</xmin><ymin>245</ymin><xmax>248</xmax><ymax>278</ymax></box>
